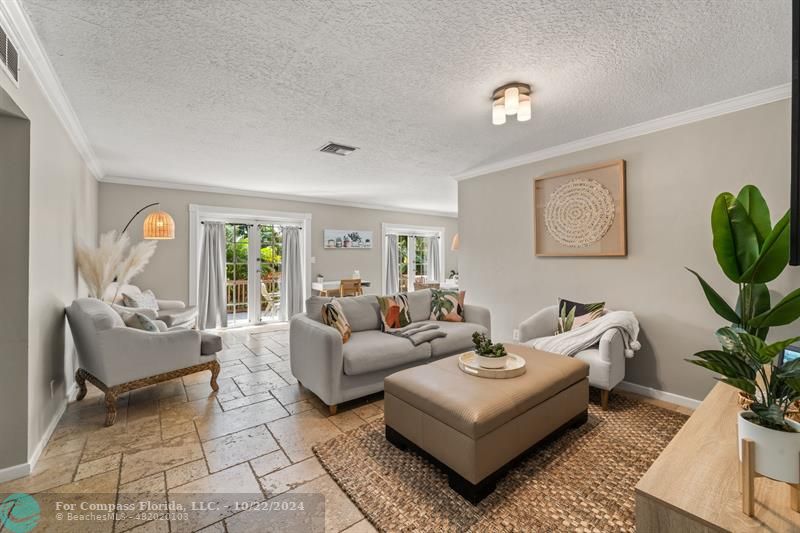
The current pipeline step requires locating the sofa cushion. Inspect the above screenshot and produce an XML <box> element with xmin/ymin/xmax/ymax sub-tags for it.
<box><xmin>377</xmin><ymin>294</ymin><xmax>412</xmax><ymax>330</ymax></box>
<box><xmin>157</xmin><ymin>306</ymin><xmax>198</xmax><ymax>327</ymax></box>
<box><xmin>418</xmin><ymin>320</ymin><xmax>488</xmax><ymax>357</ymax></box>
<box><xmin>321</xmin><ymin>300</ymin><xmax>351</xmax><ymax>343</ymax></box>
<box><xmin>343</xmin><ymin>331</ymin><xmax>431</xmax><ymax>376</ymax></box>
<box><xmin>338</xmin><ymin>295</ymin><xmax>380</xmax><ymax>332</ymax></box>
<box><xmin>306</xmin><ymin>296</ymin><xmax>333</xmax><ymax>323</ymax></box>
<box><xmin>124</xmin><ymin>312</ymin><xmax>159</xmax><ymax>332</ymax></box>
<box><xmin>200</xmin><ymin>332</ymin><xmax>223</xmax><ymax>355</ymax></box>
<box><xmin>122</xmin><ymin>289</ymin><xmax>159</xmax><ymax>310</ymax></box>
<box><xmin>430</xmin><ymin>289</ymin><xmax>465</xmax><ymax>322</ymax></box>
<box><xmin>406</xmin><ymin>289</ymin><xmax>432</xmax><ymax>323</ymax></box>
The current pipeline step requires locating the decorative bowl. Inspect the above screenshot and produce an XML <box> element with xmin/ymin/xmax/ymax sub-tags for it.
<box><xmin>475</xmin><ymin>354</ymin><xmax>508</xmax><ymax>369</ymax></box>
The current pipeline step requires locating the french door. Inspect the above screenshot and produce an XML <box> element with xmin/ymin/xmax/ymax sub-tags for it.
<box><xmin>224</xmin><ymin>223</ymin><xmax>283</xmax><ymax>327</ymax></box>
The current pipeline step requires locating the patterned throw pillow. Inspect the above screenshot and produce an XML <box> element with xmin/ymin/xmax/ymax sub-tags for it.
<box><xmin>124</xmin><ymin>312</ymin><xmax>159</xmax><ymax>332</ymax></box>
<box><xmin>122</xmin><ymin>289</ymin><xmax>159</xmax><ymax>311</ymax></box>
<box><xmin>377</xmin><ymin>294</ymin><xmax>412</xmax><ymax>331</ymax></box>
<box><xmin>321</xmin><ymin>300</ymin><xmax>351</xmax><ymax>343</ymax></box>
<box><xmin>430</xmin><ymin>289</ymin><xmax>465</xmax><ymax>322</ymax></box>
<box><xmin>557</xmin><ymin>298</ymin><xmax>605</xmax><ymax>334</ymax></box>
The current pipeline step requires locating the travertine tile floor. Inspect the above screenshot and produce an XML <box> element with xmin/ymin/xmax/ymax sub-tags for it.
<box><xmin>0</xmin><ymin>324</ymin><xmax>377</xmax><ymax>533</ymax></box>
<box><xmin>0</xmin><ymin>323</ymin><xmax>692</xmax><ymax>532</ymax></box>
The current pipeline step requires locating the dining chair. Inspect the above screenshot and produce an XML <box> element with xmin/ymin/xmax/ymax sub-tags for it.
<box><xmin>339</xmin><ymin>278</ymin><xmax>363</xmax><ymax>297</ymax></box>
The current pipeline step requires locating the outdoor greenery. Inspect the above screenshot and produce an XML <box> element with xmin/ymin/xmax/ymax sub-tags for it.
<box><xmin>225</xmin><ymin>224</ymin><xmax>283</xmax><ymax>280</ymax></box>
<box><xmin>686</xmin><ymin>184</ymin><xmax>800</xmax><ymax>431</ymax></box>
<box><xmin>472</xmin><ymin>332</ymin><xmax>508</xmax><ymax>358</ymax></box>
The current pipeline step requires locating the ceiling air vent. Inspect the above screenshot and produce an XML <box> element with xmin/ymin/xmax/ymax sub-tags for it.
<box><xmin>0</xmin><ymin>23</ymin><xmax>19</xmax><ymax>83</ymax></box>
<box><xmin>318</xmin><ymin>142</ymin><xmax>358</xmax><ymax>156</ymax></box>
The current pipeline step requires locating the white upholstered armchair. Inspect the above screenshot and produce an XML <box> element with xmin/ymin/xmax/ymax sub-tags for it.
<box><xmin>66</xmin><ymin>298</ymin><xmax>221</xmax><ymax>425</ymax></box>
<box><xmin>518</xmin><ymin>305</ymin><xmax>627</xmax><ymax>410</ymax></box>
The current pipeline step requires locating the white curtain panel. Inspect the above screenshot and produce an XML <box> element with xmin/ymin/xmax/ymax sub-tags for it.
<box><xmin>197</xmin><ymin>222</ymin><xmax>227</xmax><ymax>330</ymax></box>
<box><xmin>385</xmin><ymin>234</ymin><xmax>399</xmax><ymax>295</ymax></box>
<box><xmin>427</xmin><ymin>236</ymin><xmax>440</xmax><ymax>282</ymax></box>
<box><xmin>280</xmin><ymin>226</ymin><xmax>304</xmax><ymax>320</ymax></box>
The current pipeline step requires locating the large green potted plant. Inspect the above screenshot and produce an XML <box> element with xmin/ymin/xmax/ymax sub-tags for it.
<box><xmin>687</xmin><ymin>185</ymin><xmax>800</xmax><ymax>484</ymax></box>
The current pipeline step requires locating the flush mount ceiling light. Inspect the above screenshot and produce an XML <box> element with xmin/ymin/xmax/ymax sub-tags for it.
<box><xmin>491</xmin><ymin>82</ymin><xmax>532</xmax><ymax>125</ymax></box>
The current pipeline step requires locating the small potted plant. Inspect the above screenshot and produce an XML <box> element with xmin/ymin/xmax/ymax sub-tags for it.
<box><xmin>687</xmin><ymin>327</ymin><xmax>800</xmax><ymax>483</ymax></box>
<box><xmin>472</xmin><ymin>332</ymin><xmax>508</xmax><ymax>369</ymax></box>
<box><xmin>316</xmin><ymin>274</ymin><xmax>324</xmax><ymax>283</ymax></box>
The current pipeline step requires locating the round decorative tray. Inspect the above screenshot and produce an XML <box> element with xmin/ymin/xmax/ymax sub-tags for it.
<box><xmin>458</xmin><ymin>352</ymin><xmax>527</xmax><ymax>379</ymax></box>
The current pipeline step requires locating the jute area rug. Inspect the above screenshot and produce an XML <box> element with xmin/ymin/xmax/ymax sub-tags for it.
<box><xmin>313</xmin><ymin>392</ymin><xmax>687</xmax><ymax>532</ymax></box>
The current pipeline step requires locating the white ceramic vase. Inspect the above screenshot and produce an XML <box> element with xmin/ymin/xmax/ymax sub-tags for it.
<box><xmin>737</xmin><ymin>411</ymin><xmax>800</xmax><ymax>484</ymax></box>
<box><xmin>475</xmin><ymin>354</ymin><xmax>508</xmax><ymax>369</ymax></box>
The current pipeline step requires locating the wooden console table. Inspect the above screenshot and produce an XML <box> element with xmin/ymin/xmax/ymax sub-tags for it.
<box><xmin>636</xmin><ymin>382</ymin><xmax>800</xmax><ymax>532</ymax></box>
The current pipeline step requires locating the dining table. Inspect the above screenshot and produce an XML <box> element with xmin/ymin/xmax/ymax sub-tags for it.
<box><xmin>312</xmin><ymin>280</ymin><xmax>371</xmax><ymax>296</ymax></box>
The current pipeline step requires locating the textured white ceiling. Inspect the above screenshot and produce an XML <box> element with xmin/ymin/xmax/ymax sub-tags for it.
<box><xmin>21</xmin><ymin>0</ymin><xmax>792</xmax><ymax>215</ymax></box>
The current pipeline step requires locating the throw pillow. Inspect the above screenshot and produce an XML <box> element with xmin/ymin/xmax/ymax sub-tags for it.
<box><xmin>430</xmin><ymin>289</ymin><xmax>465</xmax><ymax>322</ymax></box>
<box><xmin>124</xmin><ymin>312</ymin><xmax>160</xmax><ymax>332</ymax></box>
<box><xmin>321</xmin><ymin>300</ymin><xmax>351</xmax><ymax>343</ymax></box>
<box><xmin>557</xmin><ymin>298</ymin><xmax>605</xmax><ymax>334</ymax></box>
<box><xmin>377</xmin><ymin>294</ymin><xmax>412</xmax><ymax>331</ymax></box>
<box><xmin>122</xmin><ymin>289</ymin><xmax>159</xmax><ymax>311</ymax></box>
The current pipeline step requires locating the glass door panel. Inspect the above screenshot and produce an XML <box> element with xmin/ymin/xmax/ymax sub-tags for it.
<box><xmin>225</xmin><ymin>223</ymin><xmax>250</xmax><ymax>327</ymax></box>
<box><xmin>256</xmin><ymin>224</ymin><xmax>283</xmax><ymax>322</ymax></box>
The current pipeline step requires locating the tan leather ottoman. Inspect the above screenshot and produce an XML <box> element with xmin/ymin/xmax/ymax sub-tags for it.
<box><xmin>384</xmin><ymin>343</ymin><xmax>589</xmax><ymax>504</ymax></box>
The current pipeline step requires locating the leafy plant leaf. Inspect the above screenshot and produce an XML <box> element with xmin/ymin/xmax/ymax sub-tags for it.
<box><xmin>727</xmin><ymin>196</ymin><xmax>761</xmax><ymax>277</ymax></box>
<box><xmin>750</xmin><ymin>287</ymin><xmax>800</xmax><ymax>327</ymax></box>
<box><xmin>711</xmin><ymin>193</ymin><xmax>742</xmax><ymax>282</ymax></box>
<box><xmin>686</xmin><ymin>268</ymin><xmax>740</xmax><ymax>324</ymax></box>
<box><xmin>738</xmin><ymin>332</ymin><xmax>771</xmax><ymax>364</ymax></box>
<box><xmin>740</xmin><ymin>211</ymin><xmax>790</xmax><ymax>284</ymax></box>
<box><xmin>717</xmin><ymin>377</ymin><xmax>756</xmax><ymax>395</ymax></box>
<box><xmin>759</xmin><ymin>336</ymin><xmax>800</xmax><ymax>362</ymax></box>
<box><xmin>736</xmin><ymin>185</ymin><xmax>772</xmax><ymax>245</ymax></box>
<box><xmin>690</xmin><ymin>349</ymin><xmax>757</xmax><ymax>377</ymax></box>
<box><xmin>750</xmin><ymin>403</ymin><xmax>788</xmax><ymax>427</ymax></box>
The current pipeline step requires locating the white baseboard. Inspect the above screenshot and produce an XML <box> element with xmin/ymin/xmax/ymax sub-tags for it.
<box><xmin>0</xmin><ymin>383</ymin><xmax>76</xmax><ymax>484</ymax></box>
<box><xmin>616</xmin><ymin>381</ymin><xmax>701</xmax><ymax>410</ymax></box>
<box><xmin>0</xmin><ymin>461</ymin><xmax>30</xmax><ymax>483</ymax></box>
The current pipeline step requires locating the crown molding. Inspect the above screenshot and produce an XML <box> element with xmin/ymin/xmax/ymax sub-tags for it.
<box><xmin>453</xmin><ymin>83</ymin><xmax>792</xmax><ymax>181</ymax></box>
<box><xmin>0</xmin><ymin>0</ymin><xmax>103</xmax><ymax>179</ymax></box>
<box><xmin>100</xmin><ymin>175</ymin><xmax>458</xmax><ymax>218</ymax></box>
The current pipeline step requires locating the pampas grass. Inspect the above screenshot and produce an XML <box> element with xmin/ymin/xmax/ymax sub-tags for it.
<box><xmin>76</xmin><ymin>230</ymin><xmax>157</xmax><ymax>300</ymax></box>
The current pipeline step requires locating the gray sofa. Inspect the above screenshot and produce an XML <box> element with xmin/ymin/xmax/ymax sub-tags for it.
<box><xmin>289</xmin><ymin>289</ymin><xmax>491</xmax><ymax>414</ymax></box>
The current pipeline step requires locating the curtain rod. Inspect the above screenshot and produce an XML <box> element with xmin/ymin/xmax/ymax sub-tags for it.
<box><xmin>200</xmin><ymin>221</ymin><xmax>302</xmax><ymax>229</ymax></box>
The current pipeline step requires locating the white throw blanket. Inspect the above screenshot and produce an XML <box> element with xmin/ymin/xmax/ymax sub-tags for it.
<box><xmin>527</xmin><ymin>310</ymin><xmax>641</xmax><ymax>358</ymax></box>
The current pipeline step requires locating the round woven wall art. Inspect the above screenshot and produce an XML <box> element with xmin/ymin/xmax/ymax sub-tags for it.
<box><xmin>544</xmin><ymin>178</ymin><xmax>615</xmax><ymax>247</ymax></box>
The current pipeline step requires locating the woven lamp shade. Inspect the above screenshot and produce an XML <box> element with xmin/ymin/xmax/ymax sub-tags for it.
<box><xmin>143</xmin><ymin>211</ymin><xmax>175</xmax><ymax>240</ymax></box>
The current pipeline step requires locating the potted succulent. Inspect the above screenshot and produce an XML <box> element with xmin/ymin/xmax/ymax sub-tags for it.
<box><xmin>687</xmin><ymin>184</ymin><xmax>800</xmax><ymax>483</ymax></box>
<box><xmin>472</xmin><ymin>332</ymin><xmax>508</xmax><ymax>369</ymax></box>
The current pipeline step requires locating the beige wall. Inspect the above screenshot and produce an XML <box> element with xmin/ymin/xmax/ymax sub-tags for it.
<box><xmin>458</xmin><ymin>100</ymin><xmax>800</xmax><ymax>401</ymax></box>
<box><xmin>98</xmin><ymin>183</ymin><xmax>458</xmax><ymax>303</ymax></box>
<box><xmin>0</xmin><ymin>93</ymin><xmax>31</xmax><ymax>467</ymax></box>
<box><xmin>0</xmin><ymin>64</ymin><xmax>98</xmax><ymax>469</ymax></box>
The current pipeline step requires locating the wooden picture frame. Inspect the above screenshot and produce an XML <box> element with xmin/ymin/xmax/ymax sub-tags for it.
<box><xmin>534</xmin><ymin>160</ymin><xmax>626</xmax><ymax>257</ymax></box>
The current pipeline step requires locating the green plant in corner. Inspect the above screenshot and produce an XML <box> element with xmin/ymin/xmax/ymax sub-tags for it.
<box><xmin>687</xmin><ymin>184</ymin><xmax>800</xmax><ymax>338</ymax></box>
<box><xmin>686</xmin><ymin>184</ymin><xmax>800</xmax><ymax>431</ymax></box>
<box><xmin>472</xmin><ymin>332</ymin><xmax>507</xmax><ymax>358</ymax></box>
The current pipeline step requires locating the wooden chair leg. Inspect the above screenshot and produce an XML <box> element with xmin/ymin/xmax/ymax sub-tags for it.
<box><xmin>210</xmin><ymin>360</ymin><xmax>221</xmax><ymax>391</ymax></box>
<box><xmin>600</xmin><ymin>389</ymin><xmax>609</xmax><ymax>411</ymax></box>
<box><xmin>104</xmin><ymin>390</ymin><xmax>118</xmax><ymax>427</ymax></box>
<box><xmin>75</xmin><ymin>369</ymin><xmax>88</xmax><ymax>401</ymax></box>
<box><xmin>742</xmin><ymin>438</ymin><xmax>755</xmax><ymax>516</ymax></box>
<box><xmin>329</xmin><ymin>404</ymin><xmax>338</xmax><ymax>416</ymax></box>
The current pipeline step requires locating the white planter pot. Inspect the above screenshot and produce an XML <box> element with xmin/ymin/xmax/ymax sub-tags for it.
<box><xmin>737</xmin><ymin>411</ymin><xmax>800</xmax><ymax>484</ymax></box>
<box><xmin>475</xmin><ymin>354</ymin><xmax>508</xmax><ymax>369</ymax></box>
